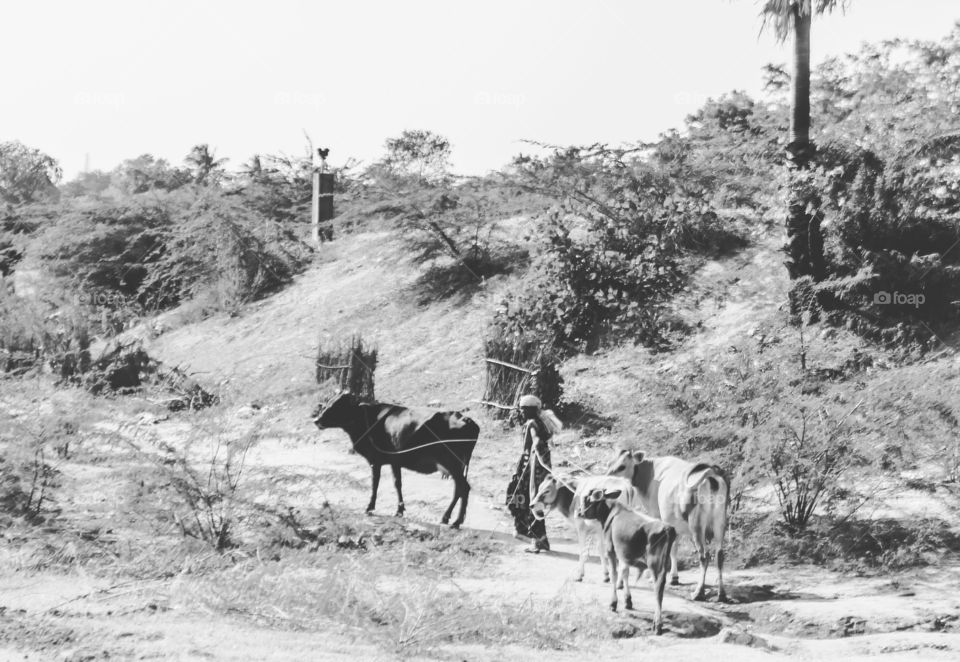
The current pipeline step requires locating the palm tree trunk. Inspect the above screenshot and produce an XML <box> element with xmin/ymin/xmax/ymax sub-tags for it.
<box><xmin>789</xmin><ymin>8</ymin><xmax>811</xmax><ymax>163</ymax></box>
<box><xmin>785</xmin><ymin>6</ymin><xmax>825</xmax><ymax>287</ymax></box>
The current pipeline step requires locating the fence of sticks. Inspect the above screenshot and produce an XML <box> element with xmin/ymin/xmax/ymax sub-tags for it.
<box><xmin>480</xmin><ymin>331</ymin><xmax>562</xmax><ymax>418</ymax></box>
<box><xmin>315</xmin><ymin>334</ymin><xmax>378</xmax><ymax>402</ymax></box>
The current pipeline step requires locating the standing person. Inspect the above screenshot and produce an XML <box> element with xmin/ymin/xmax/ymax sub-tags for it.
<box><xmin>505</xmin><ymin>394</ymin><xmax>562</xmax><ymax>553</ymax></box>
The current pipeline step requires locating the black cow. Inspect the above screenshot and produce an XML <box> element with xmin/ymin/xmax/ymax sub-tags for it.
<box><xmin>312</xmin><ymin>392</ymin><xmax>480</xmax><ymax>528</ymax></box>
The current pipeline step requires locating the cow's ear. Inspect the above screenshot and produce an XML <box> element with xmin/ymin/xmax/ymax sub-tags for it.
<box><xmin>604</xmin><ymin>489</ymin><xmax>622</xmax><ymax>501</ymax></box>
<box><xmin>631</xmin><ymin>450</ymin><xmax>645</xmax><ymax>463</ymax></box>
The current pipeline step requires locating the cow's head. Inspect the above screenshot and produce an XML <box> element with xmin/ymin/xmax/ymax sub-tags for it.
<box><xmin>605</xmin><ymin>449</ymin><xmax>645</xmax><ymax>481</ymax></box>
<box><xmin>530</xmin><ymin>476</ymin><xmax>561</xmax><ymax>520</ymax></box>
<box><xmin>577</xmin><ymin>487</ymin><xmax>622</xmax><ymax>521</ymax></box>
<box><xmin>313</xmin><ymin>391</ymin><xmax>359</xmax><ymax>430</ymax></box>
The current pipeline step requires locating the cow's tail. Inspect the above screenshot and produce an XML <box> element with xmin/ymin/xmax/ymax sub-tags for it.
<box><xmin>687</xmin><ymin>465</ymin><xmax>729</xmax><ymax>546</ymax></box>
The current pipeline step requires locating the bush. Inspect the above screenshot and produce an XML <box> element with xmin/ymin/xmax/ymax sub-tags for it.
<box><xmin>0</xmin><ymin>291</ymin><xmax>91</xmax><ymax>378</ymax></box>
<box><xmin>736</xmin><ymin>512</ymin><xmax>960</xmax><ymax>571</ymax></box>
<box><xmin>794</xmin><ymin>140</ymin><xmax>960</xmax><ymax>345</ymax></box>
<box><xmin>494</xmin><ymin>143</ymin><xmax>736</xmax><ymax>353</ymax></box>
<box><xmin>663</xmin><ymin>322</ymin><xmax>882</xmax><ymax>515</ymax></box>
<box><xmin>0</xmin><ymin>412</ymin><xmax>62</xmax><ymax>523</ymax></box>
<box><xmin>26</xmin><ymin>187</ymin><xmax>310</xmax><ymax>318</ymax></box>
<box><xmin>140</xmin><ymin>190</ymin><xmax>304</xmax><ymax>312</ymax></box>
<box><xmin>402</xmin><ymin>182</ymin><xmax>531</xmax><ymax>302</ymax></box>
<box><xmin>129</xmin><ymin>421</ymin><xmax>257</xmax><ymax>551</ymax></box>
<box><xmin>747</xmin><ymin>402</ymin><xmax>863</xmax><ymax>532</ymax></box>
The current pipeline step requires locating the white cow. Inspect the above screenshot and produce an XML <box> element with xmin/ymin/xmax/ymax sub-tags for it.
<box><xmin>530</xmin><ymin>474</ymin><xmax>643</xmax><ymax>583</ymax></box>
<box><xmin>605</xmin><ymin>449</ymin><xmax>729</xmax><ymax>602</ymax></box>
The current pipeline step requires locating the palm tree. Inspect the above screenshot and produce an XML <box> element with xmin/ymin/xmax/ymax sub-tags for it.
<box><xmin>760</xmin><ymin>1</ymin><xmax>846</xmax><ymax>283</ymax></box>
<box><xmin>185</xmin><ymin>144</ymin><xmax>228</xmax><ymax>185</ymax></box>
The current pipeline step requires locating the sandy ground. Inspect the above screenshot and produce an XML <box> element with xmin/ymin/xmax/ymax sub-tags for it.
<box><xmin>3</xmin><ymin>412</ymin><xmax>959</xmax><ymax>661</ymax></box>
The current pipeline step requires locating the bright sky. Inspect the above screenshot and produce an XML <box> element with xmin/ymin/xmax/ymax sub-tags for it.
<box><xmin>1</xmin><ymin>1</ymin><xmax>957</xmax><ymax>180</ymax></box>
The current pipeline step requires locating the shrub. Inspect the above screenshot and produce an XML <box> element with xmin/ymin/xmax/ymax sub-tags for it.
<box><xmin>0</xmin><ymin>413</ymin><xmax>61</xmax><ymax>522</ymax></box>
<box><xmin>0</xmin><ymin>291</ymin><xmax>91</xmax><ymax>378</ymax></box>
<box><xmin>137</xmin><ymin>189</ymin><xmax>306</xmax><ymax>313</ymax></box>
<box><xmin>399</xmin><ymin>181</ymin><xmax>531</xmax><ymax>302</ymax></box>
<box><xmin>793</xmin><ymin>140</ymin><xmax>960</xmax><ymax>345</ymax></box>
<box><xmin>748</xmin><ymin>402</ymin><xmax>863</xmax><ymax>532</ymax></box>
<box><xmin>494</xmin><ymin>143</ymin><xmax>736</xmax><ymax>353</ymax></box>
<box><xmin>735</xmin><ymin>512</ymin><xmax>960</xmax><ymax>571</ymax></box>
<box><xmin>22</xmin><ymin>185</ymin><xmax>310</xmax><ymax>320</ymax></box>
<box><xmin>129</xmin><ymin>422</ymin><xmax>257</xmax><ymax>551</ymax></box>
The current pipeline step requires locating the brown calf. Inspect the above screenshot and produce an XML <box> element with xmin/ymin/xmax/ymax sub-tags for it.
<box><xmin>578</xmin><ymin>482</ymin><xmax>676</xmax><ymax>635</ymax></box>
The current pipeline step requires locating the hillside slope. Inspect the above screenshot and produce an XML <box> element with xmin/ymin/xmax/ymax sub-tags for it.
<box><xmin>146</xmin><ymin>231</ymin><xmax>512</xmax><ymax>410</ymax></box>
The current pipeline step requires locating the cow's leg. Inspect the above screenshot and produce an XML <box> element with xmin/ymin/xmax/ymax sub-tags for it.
<box><xmin>670</xmin><ymin>540</ymin><xmax>680</xmax><ymax>586</ymax></box>
<box><xmin>598</xmin><ymin>532</ymin><xmax>611</xmax><ymax>583</ymax></box>
<box><xmin>391</xmin><ymin>464</ymin><xmax>405</xmax><ymax>517</ymax></box>
<box><xmin>440</xmin><ymin>464</ymin><xmax>469</xmax><ymax>528</ymax></box>
<box><xmin>440</xmin><ymin>487</ymin><xmax>457</xmax><ymax>525</ymax></box>
<box><xmin>439</xmin><ymin>461</ymin><xmax>459</xmax><ymax>525</ymax></box>
<box><xmin>653</xmin><ymin>561</ymin><xmax>667</xmax><ymax>635</ymax></box>
<box><xmin>716</xmin><ymin>547</ymin><xmax>727</xmax><ymax>602</ymax></box>
<box><xmin>366</xmin><ymin>464</ymin><xmax>381</xmax><ymax>514</ymax></box>
<box><xmin>691</xmin><ymin>535</ymin><xmax>709</xmax><ymax>601</ymax></box>
<box><xmin>620</xmin><ymin>563</ymin><xmax>633</xmax><ymax>611</ymax></box>
<box><xmin>574</xmin><ymin>522</ymin><xmax>588</xmax><ymax>582</ymax></box>
<box><xmin>607</xmin><ymin>552</ymin><xmax>620</xmax><ymax>611</ymax></box>
<box><xmin>451</xmin><ymin>472</ymin><xmax>470</xmax><ymax>529</ymax></box>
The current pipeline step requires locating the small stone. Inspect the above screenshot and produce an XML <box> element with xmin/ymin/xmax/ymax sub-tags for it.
<box><xmin>718</xmin><ymin>627</ymin><xmax>774</xmax><ymax>650</ymax></box>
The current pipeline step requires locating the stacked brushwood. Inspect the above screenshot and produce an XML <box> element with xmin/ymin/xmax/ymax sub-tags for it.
<box><xmin>316</xmin><ymin>334</ymin><xmax>377</xmax><ymax>402</ymax></box>
<box><xmin>482</xmin><ymin>330</ymin><xmax>562</xmax><ymax>418</ymax></box>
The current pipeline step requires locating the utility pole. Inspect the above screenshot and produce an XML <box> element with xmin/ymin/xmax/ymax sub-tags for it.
<box><xmin>312</xmin><ymin>147</ymin><xmax>333</xmax><ymax>248</ymax></box>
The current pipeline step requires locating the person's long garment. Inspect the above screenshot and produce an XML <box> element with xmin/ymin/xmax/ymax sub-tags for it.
<box><xmin>505</xmin><ymin>444</ymin><xmax>551</xmax><ymax>541</ymax></box>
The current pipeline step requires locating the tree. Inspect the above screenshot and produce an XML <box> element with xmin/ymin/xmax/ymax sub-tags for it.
<box><xmin>111</xmin><ymin>154</ymin><xmax>190</xmax><ymax>194</ymax></box>
<box><xmin>61</xmin><ymin>170</ymin><xmax>112</xmax><ymax>199</ymax></box>
<box><xmin>377</xmin><ymin>130</ymin><xmax>451</xmax><ymax>183</ymax></box>
<box><xmin>185</xmin><ymin>144</ymin><xmax>228</xmax><ymax>185</ymax></box>
<box><xmin>759</xmin><ymin>1</ymin><xmax>847</xmax><ymax>286</ymax></box>
<box><xmin>0</xmin><ymin>141</ymin><xmax>62</xmax><ymax>207</ymax></box>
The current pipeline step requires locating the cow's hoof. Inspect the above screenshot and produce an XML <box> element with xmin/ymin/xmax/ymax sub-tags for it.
<box><xmin>449</xmin><ymin>521</ymin><xmax>462</xmax><ymax>530</ymax></box>
<box><xmin>654</xmin><ymin>623</ymin><xmax>663</xmax><ymax>636</ymax></box>
<box><xmin>602</xmin><ymin>575</ymin><xmax>610</xmax><ymax>583</ymax></box>
<box><xmin>395</xmin><ymin>508</ymin><xmax>405</xmax><ymax>517</ymax></box>
<box><xmin>717</xmin><ymin>591</ymin><xmax>729</xmax><ymax>604</ymax></box>
<box><xmin>616</xmin><ymin>580</ymin><xmax>624</xmax><ymax>589</ymax></box>
<box><xmin>624</xmin><ymin>598</ymin><xmax>633</xmax><ymax>611</ymax></box>
<box><xmin>670</xmin><ymin>576</ymin><xmax>680</xmax><ymax>586</ymax></box>
<box><xmin>365</xmin><ymin>509</ymin><xmax>375</xmax><ymax>516</ymax></box>
<box><xmin>573</xmin><ymin>576</ymin><xmax>583</xmax><ymax>583</ymax></box>
<box><xmin>690</xmin><ymin>590</ymin><xmax>706</xmax><ymax>602</ymax></box>
<box><xmin>440</xmin><ymin>515</ymin><xmax>450</xmax><ymax>525</ymax></box>
<box><xmin>609</xmin><ymin>603</ymin><xmax>618</xmax><ymax>612</ymax></box>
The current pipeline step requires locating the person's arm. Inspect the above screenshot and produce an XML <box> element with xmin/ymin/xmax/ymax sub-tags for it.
<box><xmin>527</xmin><ymin>423</ymin><xmax>542</xmax><ymax>497</ymax></box>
